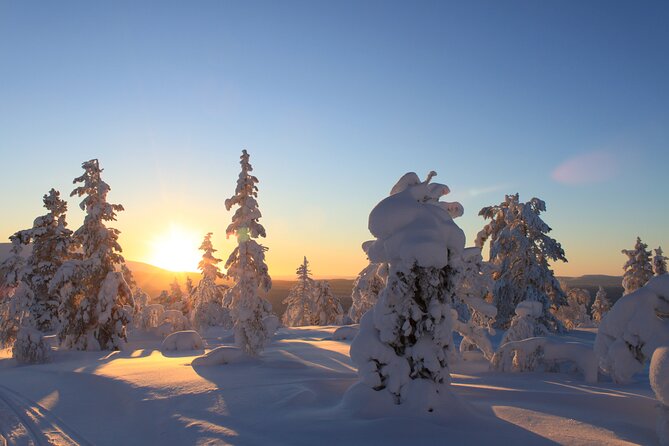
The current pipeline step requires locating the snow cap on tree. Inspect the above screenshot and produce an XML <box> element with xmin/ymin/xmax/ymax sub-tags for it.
<box><xmin>621</xmin><ymin>237</ymin><xmax>653</xmax><ymax>295</ymax></box>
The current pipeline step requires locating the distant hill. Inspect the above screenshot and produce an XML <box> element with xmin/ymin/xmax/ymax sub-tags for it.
<box><xmin>557</xmin><ymin>275</ymin><xmax>624</xmax><ymax>304</ymax></box>
<box><xmin>1</xmin><ymin>242</ymin><xmax>626</xmax><ymax>311</ymax></box>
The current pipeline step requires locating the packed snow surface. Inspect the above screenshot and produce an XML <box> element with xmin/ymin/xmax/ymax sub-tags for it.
<box><xmin>0</xmin><ymin>327</ymin><xmax>660</xmax><ymax>445</ymax></box>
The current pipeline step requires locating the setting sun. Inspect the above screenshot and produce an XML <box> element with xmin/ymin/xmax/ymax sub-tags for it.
<box><xmin>148</xmin><ymin>225</ymin><xmax>202</xmax><ymax>272</ymax></box>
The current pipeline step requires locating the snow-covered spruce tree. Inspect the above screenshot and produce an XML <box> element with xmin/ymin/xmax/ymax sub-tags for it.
<box><xmin>349</xmin><ymin>262</ymin><xmax>387</xmax><ymax>324</ymax></box>
<box><xmin>555</xmin><ymin>287</ymin><xmax>591</xmax><ymax>330</ymax></box>
<box><xmin>186</xmin><ymin>276</ymin><xmax>194</xmax><ymax>295</ymax></box>
<box><xmin>654</xmin><ymin>247</ymin><xmax>668</xmax><ymax>277</ymax></box>
<box><xmin>9</xmin><ymin>189</ymin><xmax>74</xmax><ymax>332</ymax></box>
<box><xmin>281</xmin><ymin>257</ymin><xmax>315</xmax><ymax>327</ymax></box>
<box><xmin>169</xmin><ymin>278</ymin><xmax>185</xmax><ymax>311</ymax></box>
<box><xmin>477</xmin><ymin>193</ymin><xmax>567</xmax><ymax>332</ymax></box>
<box><xmin>50</xmin><ymin>159</ymin><xmax>133</xmax><ymax>350</ymax></box>
<box><xmin>452</xmin><ymin>247</ymin><xmax>497</xmax><ymax>358</ymax></box>
<box><xmin>312</xmin><ymin>280</ymin><xmax>344</xmax><ymax>325</ymax></box>
<box><xmin>224</xmin><ymin>150</ymin><xmax>275</xmax><ymax>355</ymax></box>
<box><xmin>347</xmin><ymin>171</ymin><xmax>467</xmax><ymax>413</ymax></box>
<box><xmin>621</xmin><ymin>237</ymin><xmax>653</xmax><ymax>295</ymax></box>
<box><xmin>590</xmin><ymin>286</ymin><xmax>611</xmax><ymax>324</ymax></box>
<box><xmin>0</xmin><ymin>241</ymin><xmax>28</xmax><ymax>347</ymax></box>
<box><xmin>191</xmin><ymin>233</ymin><xmax>231</xmax><ymax>332</ymax></box>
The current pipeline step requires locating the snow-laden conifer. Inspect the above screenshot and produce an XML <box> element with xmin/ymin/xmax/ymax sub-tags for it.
<box><xmin>281</xmin><ymin>257</ymin><xmax>315</xmax><ymax>327</ymax></box>
<box><xmin>10</xmin><ymin>189</ymin><xmax>73</xmax><ymax>332</ymax></box>
<box><xmin>0</xmin><ymin>241</ymin><xmax>28</xmax><ymax>347</ymax></box>
<box><xmin>500</xmin><ymin>300</ymin><xmax>546</xmax><ymax>345</ymax></box>
<box><xmin>51</xmin><ymin>159</ymin><xmax>133</xmax><ymax>350</ymax></box>
<box><xmin>477</xmin><ymin>193</ymin><xmax>567</xmax><ymax>332</ymax></box>
<box><xmin>621</xmin><ymin>237</ymin><xmax>653</xmax><ymax>295</ymax></box>
<box><xmin>224</xmin><ymin>150</ymin><xmax>274</xmax><ymax>355</ymax></box>
<box><xmin>347</xmin><ymin>171</ymin><xmax>466</xmax><ymax>413</ymax></box>
<box><xmin>191</xmin><ymin>233</ymin><xmax>231</xmax><ymax>332</ymax></box>
<box><xmin>555</xmin><ymin>287</ymin><xmax>591</xmax><ymax>330</ymax></box>
<box><xmin>312</xmin><ymin>280</ymin><xmax>344</xmax><ymax>325</ymax></box>
<box><xmin>654</xmin><ymin>247</ymin><xmax>668</xmax><ymax>277</ymax></box>
<box><xmin>590</xmin><ymin>286</ymin><xmax>611</xmax><ymax>324</ymax></box>
<box><xmin>349</xmin><ymin>263</ymin><xmax>387</xmax><ymax>324</ymax></box>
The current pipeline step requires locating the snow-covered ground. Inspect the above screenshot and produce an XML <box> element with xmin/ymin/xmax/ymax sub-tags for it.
<box><xmin>0</xmin><ymin>327</ymin><xmax>659</xmax><ymax>445</ymax></box>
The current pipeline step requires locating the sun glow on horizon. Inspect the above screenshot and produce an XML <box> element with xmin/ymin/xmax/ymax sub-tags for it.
<box><xmin>147</xmin><ymin>225</ymin><xmax>202</xmax><ymax>272</ymax></box>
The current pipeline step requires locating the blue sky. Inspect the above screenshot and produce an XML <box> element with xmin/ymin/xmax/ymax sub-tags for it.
<box><xmin>1</xmin><ymin>1</ymin><xmax>668</xmax><ymax>277</ymax></box>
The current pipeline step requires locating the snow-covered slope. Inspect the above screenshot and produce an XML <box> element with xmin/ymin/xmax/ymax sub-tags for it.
<box><xmin>0</xmin><ymin>327</ymin><xmax>658</xmax><ymax>445</ymax></box>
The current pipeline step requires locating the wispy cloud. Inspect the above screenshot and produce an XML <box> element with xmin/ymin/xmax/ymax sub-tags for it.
<box><xmin>551</xmin><ymin>150</ymin><xmax>619</xmax><ymax>185</ymax></box>
<box><xmin>467</xmin><ymin>184</ymin><xmax>509</xmax><ymax>197</ymax></box>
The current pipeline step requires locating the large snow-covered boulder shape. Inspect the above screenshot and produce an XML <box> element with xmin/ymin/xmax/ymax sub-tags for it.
<box><xmin>12</xmin><ymin>327</ymin><xmax>50</xmax><ymax>364</ymax></box>
<box><xmin>161</xmin><ymin>330</ymin><xmax>204</xmax><ymax>352</ymax></box>
<box><xmin>191</xmin><ymin>346</ymin><xmax>247</xmax><ymax>366</ymax></box>
<box><xmin>651</xmin><ymin>347</ymin><xmax>669</xmax><ymax>406</ymax></box>
<box><xmin>595</xmin><ymin>275</ymin><xmax>669</xmax><ymax>383</ymax></box>
<box><xmin>492</xmin><ymin>337</ymin><xmax>597</xmax><ymax>383</ymax></box>
<box><xmin>348</xmin><ymin>172</ymin><xmax>466</xmax><ymax>414</ymax></box>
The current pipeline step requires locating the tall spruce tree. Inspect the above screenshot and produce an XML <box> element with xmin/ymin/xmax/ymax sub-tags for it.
<box><xmin>621</xmin><ymin>237</ymin><xmax>653</xmax><ymax>295</ymax></box>
<box><xmin>224</xmin><ymin>150</ymin><xmax>274</xmax><ymax>355</ymax></box>
<box><xmin>281</xmin><ymin>257</ymin><xmax>315</xmax><ymax>327</ymax></box>
<box><xmin>477</xmin><ymin>193</ymin><xmax>567</xmax><ymax>332</ymax></box>
<box><xmin>591</xmin><ymin>286</ymin><xmax>611</xmax><ymax>324</ymax></box>
<box><xmin>9</xmin><ymin>189</ymin><xmax>73</xmax><ymax>332</ymax></box>
<box><xmin>51</xmin><ymin>159</ymin><xmax>133</xmax><ymax>350</ymax></box>
<box><xmin>191</xmin><ymin>233</ymin><xmax>231</xmax><ymax>331</ymax></box>
<box><xmin>654</xmin><ymin>247</ymin><xmax>668</xmax><ymax>277</ymax></box>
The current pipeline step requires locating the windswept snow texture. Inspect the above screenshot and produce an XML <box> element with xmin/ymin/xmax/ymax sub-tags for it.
<box><xmin>0</xmin><ymin>327</ymin><xmax>659</xmax><ymax>445</ymax></box>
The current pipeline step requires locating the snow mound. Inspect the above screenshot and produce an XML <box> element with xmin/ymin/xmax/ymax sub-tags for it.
<box><xmin>191</xmin><ymin>346</ymin><xmax>247</xmax><ymax>366</ymax></box>
<box><xmin>161</xmin><ymin>330</ymin><xmax>204</xmax><ymax>352</ymax></box>
<box><xmin>492</xmin><ymin>337</ymin><xmax>598</xmax><ymax>383</ymax></box>
<box><xmin>332</xmin><ymin>326</ymin><xmax>358</xmax><ymax>341</ymax></box>
<box><xmin>651</xmin><ymin>346</ymin><xmax>669</xmax><ymax>406</ymax></box>
<box><xmin>595</xmin><ymin>275</ymin><xmax>669</xmax><ymax>383</ymax></box>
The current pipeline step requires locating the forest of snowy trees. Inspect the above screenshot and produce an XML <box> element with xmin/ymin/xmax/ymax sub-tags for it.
<box><xmin>1</xmin><ymin>152</ymin><xmax>668</xmax><ymax>444</ymax></box>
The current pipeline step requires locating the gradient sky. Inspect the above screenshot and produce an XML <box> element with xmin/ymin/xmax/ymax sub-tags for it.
<box><xmin>1</xmin><ymin>1</ymin><xmax>668</xmax><ymax>279</ymax></box>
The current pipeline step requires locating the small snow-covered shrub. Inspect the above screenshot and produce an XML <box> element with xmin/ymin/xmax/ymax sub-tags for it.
<box><xmin>191</xmin><ymin>346</ymin><xmax>246</xmax><ymax>366</ymax></box>
<box><xmin>140</xmin><ymin>304</ymin><xmax>165</xmax><ymax>330</ymax></box>
<box><xmin>13</xmin><ymin>327</ymin><xmax>50</xmax><ymax>364</ymax></box>
<box><xmin>492</xmin><ymin>337</ymin><xmax>597</xmax><ymax>383</ymax></box>
<box><xmin>594</xmin><ymin>275</ymin><xmax>669</xmax><ymax>383</ymax></box>
<box><xmin>161</xmin><ymin>330</ymin><xmax>204</xmax><ymax>352</ymax></box>
<box><xmin>333</xmin><ymin>325</ymin><xmax>358</xmax><ymax>341</ymax></box>
<box><xmin>501</xmin><ymin>300</ymin><xmax>546</xmax><ymax>345</ymax></box>
<box><xmin>651</xmin><ymin>347</ymin><xmax>669</xmax><ymax>446</ymax></box>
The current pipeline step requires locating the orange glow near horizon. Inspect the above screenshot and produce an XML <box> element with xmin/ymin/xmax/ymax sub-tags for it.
<box><xmin>147</xmin><ymin>224</ymin><xmax>202</xmax><ymax>272</ymax></box>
